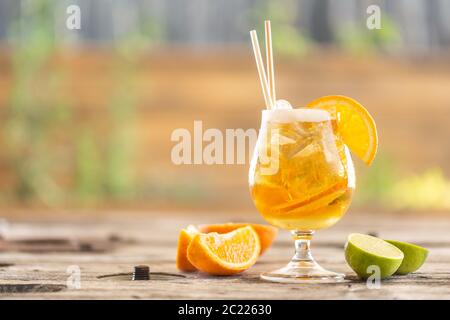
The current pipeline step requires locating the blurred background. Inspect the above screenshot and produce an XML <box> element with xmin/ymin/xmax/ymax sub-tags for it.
<box><xmin>0</xmin><ymin>0</ymin><xmax>449</xmax><ymax>213</ymax></box>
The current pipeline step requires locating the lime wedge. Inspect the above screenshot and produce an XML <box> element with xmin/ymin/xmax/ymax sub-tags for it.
<box><xmin>345</xmin><ymin>233</ymin><xmax>404</xmax><ymax>279</ymax></box>
<box><xmin>385</xmin><ymin>240</ymin><xmax>429</xmax><ymax>275</ymax></box>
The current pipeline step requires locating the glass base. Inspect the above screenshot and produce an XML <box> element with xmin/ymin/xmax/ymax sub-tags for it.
<box><xmin>261</xmin><ymin>260</ymin><xmax>345</xmax><ymax>283</ymax></box>
<box><xmin>260</xmin><ymin>230</ymin><xmax>345</xmax><ymax>283</ymax></box>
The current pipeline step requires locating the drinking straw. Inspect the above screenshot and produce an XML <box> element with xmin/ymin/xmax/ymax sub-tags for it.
<box><xmin>250</xmin><ymin>30</ymin><xmax>273</xmax><ymax>109</ymax></box>
<box><xmin>265</xmin><ymin>20</ymin><xmax>276</xmax><ymax>107</ymax></box>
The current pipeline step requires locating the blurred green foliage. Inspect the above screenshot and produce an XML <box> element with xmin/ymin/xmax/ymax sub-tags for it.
<box><xmin>1</xmin><ymin>0</ymin><xmax>156</xmax><ymax>206</ymax></box>
<box><xmin>337</xmin><ymin>13</ymin><xmax>402</xmax><ymax>54</ymax></box>
<box><xmin>356</xmin><ymin>153</ymin><xmax>450</xmax><ymax>210</ymax></box>
<box><xmin>4</xmin><ymin>0</ymin><xmax>70</xmax><ymax>205</ymax></box>
<box><xmin>389</xmin><ymin>168</ymin><xmax>450</xmax><ymax>210</ymax></box>
<box><xmin>74</xmin><ymin>130</ymin><xmax>103</xmax><ymax>202</ymax></box>
<box><xmin>73</xmin><ymin>14</ymin><xmax>155</xmax><ymax>204</ymax></box>
<box><xmin>249</xmin><ymin>0</ymin><xmax>311</xmax><ymax>57</ymax></box>
<box><xmin>73</xmin><ymin>10</ymin><xmax>160</xmax><ymax>204</ymax></box>
<box><xmin>1</xmin><ymin>0</ymin><xmax>448</xmax><ymax>211</ymax></box>
<box><xmin>355</xmin><ymin>153</ymin><xmax>398</xmax><ymax>207</ymax></box>
<box><xmin>355</xmin><ymin>153</ymin><xmax>397</xmax><ymax>207</ymax></box>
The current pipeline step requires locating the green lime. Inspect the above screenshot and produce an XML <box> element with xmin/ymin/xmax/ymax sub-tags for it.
<box><xmin>385</xmin><ymin>240</ymin><xmax>429</xmax><ymax>275</ymax></box>
<box><xmin>345</xmin><ymin>233</ymin><xmax>404</xmax><ymax>280</ymax></box>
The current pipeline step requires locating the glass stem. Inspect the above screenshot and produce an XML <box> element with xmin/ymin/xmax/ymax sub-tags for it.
<box><xmin>291</xmin><ymin>230</ymin><xmax>315</xmax><ymax>263</ymax></box>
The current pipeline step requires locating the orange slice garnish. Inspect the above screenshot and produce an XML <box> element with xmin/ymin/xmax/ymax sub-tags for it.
<box><xmin>307</xmin><ymin>95</ymin><xmax>378</xmax><ymax>165</ymax></box>
<box><xmin>187</xmin><ymin>226</ymin><xmax>260</xmax><ymax>275</ymax></box>
<box><xmin>275</xmin><ymin>181</ymin><xmax>348</xmax><ymax>215</ymax></box>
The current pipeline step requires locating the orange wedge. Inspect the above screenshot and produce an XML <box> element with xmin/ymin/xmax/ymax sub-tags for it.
<box><xmin>187</xmin><ymin>226</ymin><xmax>260</xmax><ymax>275</ymax></box>
<box><xmin>198</xmin><ymin>223</ymin><xmax>277</xmax><ymax>255</ymax></box>
<box><xmin>275</xmin><ymin>180</ymin><xmax>348</xmax><ymax>215</ymax></box>
<box><xmin>307</xmin><ymin>95</ymin><xmax>378</xmax><ymax>165</ymax></box>
<box><xmin>176</xmin><ymin>225</ymin><xmax>199</xmax><ymax>272</ymax></box>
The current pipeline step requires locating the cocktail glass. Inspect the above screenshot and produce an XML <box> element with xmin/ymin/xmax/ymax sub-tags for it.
<box><xmin>249</xmin><ymin>107</ymin><xmax>355</xmax><ymax>282</ymax></box>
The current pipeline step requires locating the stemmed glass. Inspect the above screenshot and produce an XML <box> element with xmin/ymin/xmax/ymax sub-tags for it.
<box><xmin>249</xmin><ymin>107</ymin><xmax>355</xmax><ymax>282</ymax></box>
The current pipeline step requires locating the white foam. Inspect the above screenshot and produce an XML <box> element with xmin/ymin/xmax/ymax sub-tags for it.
<box><xmin>262</xmin><ymin>108</ymin><xmax>331</xmax><ymax>123</ymax></box>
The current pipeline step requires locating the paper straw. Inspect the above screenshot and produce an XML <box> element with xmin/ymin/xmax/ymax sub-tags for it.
<box><xmin>250</xmin><ymin>30</ymin><xmax>273</xmax><ymax>109</ymax></box>
<box><xmin>265</xmin><ymin>20</ymin><xmax>276</xmax><ymax>106</ymax></box>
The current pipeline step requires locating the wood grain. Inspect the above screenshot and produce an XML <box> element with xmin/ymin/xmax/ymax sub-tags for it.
<box><xmin>0</xmin><ymin>210</ymin><xmax>449</xmax><ymax>299</ymax></box>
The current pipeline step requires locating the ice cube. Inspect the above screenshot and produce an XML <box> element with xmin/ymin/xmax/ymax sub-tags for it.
<box><xmin>290</xmin><ymin>141</ymin><xmax>321</xmax><ymax>159</ymax></box>
<box><xmin>271</xmin><ymin>132</ymin><xmax>296</xmax><ymax>146</ymax></box>
<box><xmin>275</xmin><ymin>99</ymin><xmax>293</xmax><ymax>109</ymax></box>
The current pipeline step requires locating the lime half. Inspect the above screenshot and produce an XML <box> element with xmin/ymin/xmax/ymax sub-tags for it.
<box><xmin>385</xmin><ymin>240</ymin><xmax>429</xmax><ymax>275</ymax></box>
<box><xmin>345</xmin><ymin>233</ymin><xmax>404</xmax><ymax>279</ymax></box>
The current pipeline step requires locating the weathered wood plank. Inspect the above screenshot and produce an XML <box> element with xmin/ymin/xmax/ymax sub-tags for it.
<box><xmin>0</xmin><ymin>211</ymin><xmax>449</xmax><ymax>299</ymax></box>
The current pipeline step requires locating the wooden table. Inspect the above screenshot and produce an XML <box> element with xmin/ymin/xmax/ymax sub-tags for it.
<box><xmin>0</xmin><ymin>210</ymin><xmax>449</xmax><ymax>299</ymax></box>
